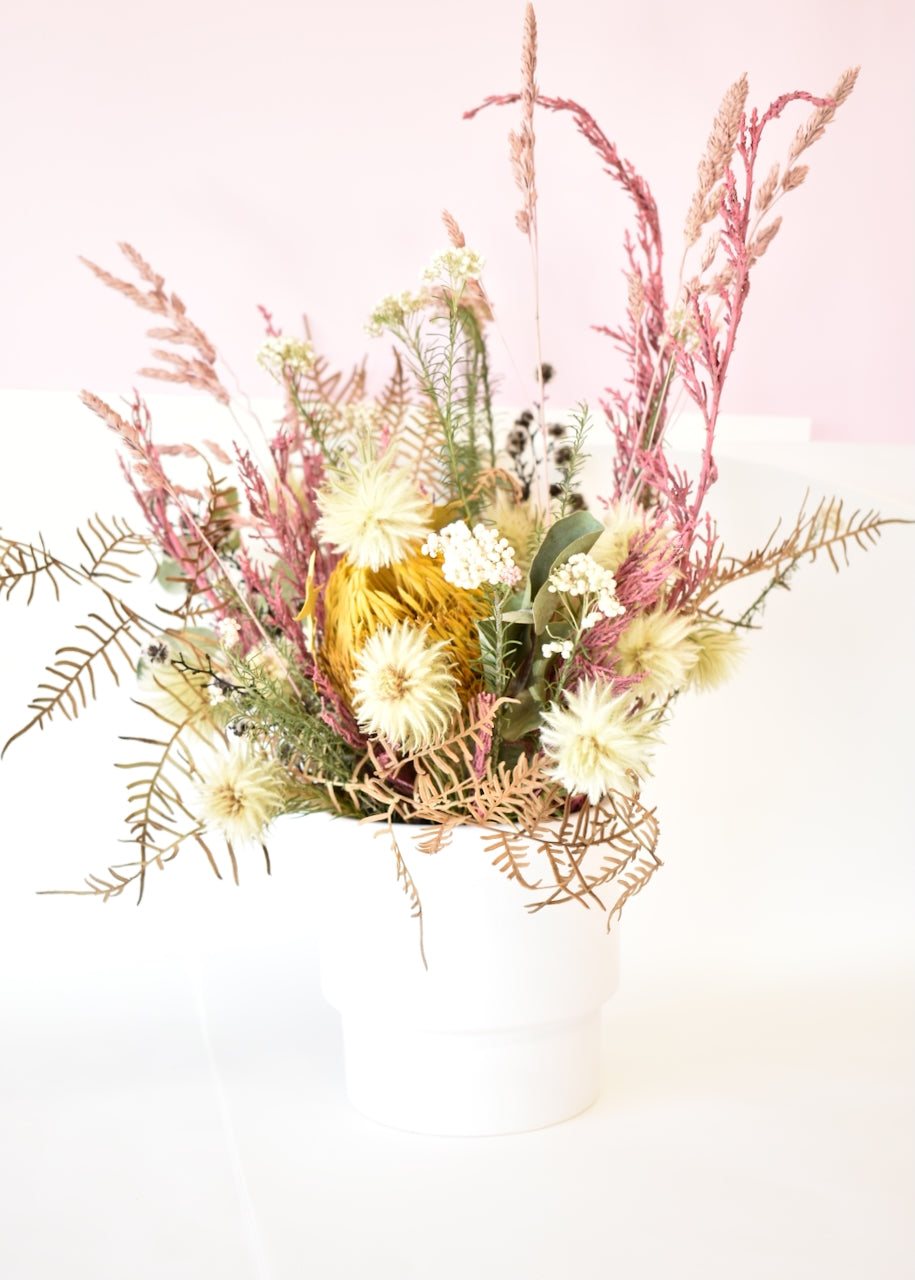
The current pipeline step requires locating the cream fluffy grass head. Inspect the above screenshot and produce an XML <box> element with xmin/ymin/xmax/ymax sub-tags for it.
<box><xmin>614</xmin><ymin>608</ymin><xmax>700</xmax><ymax>702</ymax></box>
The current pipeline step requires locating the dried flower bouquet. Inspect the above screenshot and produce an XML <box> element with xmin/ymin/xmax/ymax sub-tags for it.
<box><xmin>1</xmin><ymin>7</ymin><xmax>901</xmax><ymax>931</ymax></box>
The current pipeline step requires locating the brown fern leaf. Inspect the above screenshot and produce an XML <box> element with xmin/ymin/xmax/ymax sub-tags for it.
<box><xmin>2</xmin><ymin>593</ymin><xmax>155</xmax><ymax>757</ymax></box>
<box><xmin>40</xmin><ymin>829</ymin><xmax>218</xmax><ymax>903</ymax></box>
<box><xmin>299</xmin><ymin>318</ymin><xmax>368</xmax><ymax>407</ymax></box>
<box><xmin>118</xmin><ymin>692</ymin><xmax>224</xmax><ymax>901</ymax></box>
<box><xmin>697</xmin><ymin>495</ymin><xmax>909</xmax><ymax>605</ymax></box>
<box><xmin>384</xmin><ymin>823</ymin><xmax>427</xmax><ymax>968</ymax></box>
<box><xmin>1</xmin><ymin>533</ymin><xmax>82</xmax><ymax>604</ymax></box>
<box><xmin>607</xmin><ymin>848</ymin><xmax>664</xmax><ymax>925</ymax></box>
<box><xmin>77</xmin><ymin>514</ymin><xmax>148</xmax><ymax>585</ymax></box>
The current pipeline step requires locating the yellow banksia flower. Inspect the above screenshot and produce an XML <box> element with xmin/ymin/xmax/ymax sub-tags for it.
<box><xmin>320</xmin><ymin>548</ymin><xmax>486</xmax><ymax>699</ymax></box>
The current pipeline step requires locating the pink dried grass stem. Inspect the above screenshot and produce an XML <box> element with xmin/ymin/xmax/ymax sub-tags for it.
<box><xmin>467</xmin><ymin>88</ymin><xmax>668</xmax><ymax>502</ymax></box>
<box><xmin>669</xmin><ymin>85</ymin><xmax>839</xmax><ymax>551</ymax></box>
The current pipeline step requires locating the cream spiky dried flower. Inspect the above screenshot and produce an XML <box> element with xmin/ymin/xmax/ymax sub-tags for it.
<box><xmin>317</xmin><ymin>453</ymin><xmax>432</xmax><ymax>570</ymax></box>
<box><xmin>351</xmin><ymin>621</ymin><xmax>461</xmax><ymax>752</ymax></box>
<box><xmin>195</xmin><ymin>744</ymin><xmax>286</xmax><ymax>846</ymax></box>
<box><xmin>615</xmin><ymin>608</ymin><xmax>699</xmax><ymax>701</ymax></box>
<box><xmin>540</xmin><ymin>679</ymin><xmax>661</xmax><ymax>802</ymax></box>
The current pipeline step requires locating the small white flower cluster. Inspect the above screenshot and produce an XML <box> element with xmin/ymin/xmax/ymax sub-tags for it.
<box><xmin>335</xmin><ymin>400</ymin><xmax>383</xmax><ymax>435</ymax></box>
<box><xmin>542</xmin><ymin>638</ymin><xmax>574</xmax><ymax>660</ymax></box>
<box><xmin>423</xmin><ymin>520</ymin><xmax>522</xmax><ymax>591</ymax></box>
<box><xmin>216</xmin><ymin>617</ymin><xmax>241</xmax><ymax>648</ymax></box>
<box><xmin>422</xmin><ymin>247</ymin><xmax>485</xmax><ymax>287</ymax></box>
<box><xmin>256</xmin><ymin>335</ymin><xmax>315</xmax><ymax>376</ymax></box>
<box><xmin>206</xmin><ymin>681</ymin><xmax>227</xmax><ymax>705</ymax></box>
<box><xmin>365</xmin><ymin>289</ymin><xmax>430</xmax><ymax>337</ymax></box>
<box><xmin>548</xmin><ymin>553</ymin><xmax>625</xmax><ymax>627</ymax></box>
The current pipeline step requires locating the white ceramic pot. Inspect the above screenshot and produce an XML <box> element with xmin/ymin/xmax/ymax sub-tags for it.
<box><xmin>307</xmin><ymin>813</ymin><xmax>620</xmax><ymax>1136</ymax></box>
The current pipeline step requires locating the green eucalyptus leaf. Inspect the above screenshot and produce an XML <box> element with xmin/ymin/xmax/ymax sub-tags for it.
<box><xmin>500</xmin><ymin>686</ymin><xmax>545</xmax><ymax>740</ymax></box>
<box><xmin>155</xmin><ymin>557</ymin><xmax>189</xmax><ymax>595</ymax></box>
<box><xmin>501</xmin><ymin>608</ymin><xmax>535</xmax><ymax>625</ymax></box>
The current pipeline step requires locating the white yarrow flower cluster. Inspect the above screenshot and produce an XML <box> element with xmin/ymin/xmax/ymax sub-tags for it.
<box><xmin>256</xmin><ymin>335</ymin><xmax>315</xmax><ymax>376</ymax></box>
<box><xmin>548</xmin><ymin>553</ymin><xmax>625</xmax><ymax>627</ymax></box>
<box><xmin>422</xmin><ymin>247</ymin><xmax>485</xmax><ymax>286</ymax></box>
<box><xmin>542</xmin><ymin>638</ymin><xmax>574</xmax><ymax>660</ymax></box>
<box><xmin>335</xmin><ymin>400</ymin><xmax>383</xmax><ymax>435</ymax></box>
<box><xmin>216</xmin><ymin>617</ymin><xmax>241</xmax><ymax>648</ymax></box>
<box><xmin>365</xmin><ymin>288</ymin><xmax>430</xmax><ymax>337</ymax></box>
<box><xmin>423</xmin><ymin>520</ymin><xmax>522</xmax><ymax>590</ymax></box>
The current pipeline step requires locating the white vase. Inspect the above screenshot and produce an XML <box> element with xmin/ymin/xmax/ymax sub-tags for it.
<box><xmin>306</xmin><ymin>813</ymin><xmax>620</xmax><ymax>1136</ymax></box>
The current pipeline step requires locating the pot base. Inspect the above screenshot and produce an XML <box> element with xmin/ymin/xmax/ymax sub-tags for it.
<box><xmin>340</xmin><ymin>1010</ymin><xmax>602</xmax><ymax>1136</ymax></box>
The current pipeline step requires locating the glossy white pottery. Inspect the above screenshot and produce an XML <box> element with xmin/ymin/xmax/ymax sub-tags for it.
<box><xmin>308</xmin><ymin>814</ymin><xmax>620</xmax><ymax>1136</ymax></box>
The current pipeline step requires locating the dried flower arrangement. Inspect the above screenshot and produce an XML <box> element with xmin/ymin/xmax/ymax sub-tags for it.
<box><xmin>0</xmin><ymin>7</ymin><xmax>901</xmax><ymax>932</ymax></box>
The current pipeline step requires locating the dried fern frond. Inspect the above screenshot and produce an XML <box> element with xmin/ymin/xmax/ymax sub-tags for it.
<box><xmin>40</xmin><ymin>828</ymin><xmax>222</xmax><ymax>903</ymax></box>
<box><xmin>697</xmin><ymin>494</ymin><xmax>909</xmax><ymax>608</ymax></box>
<box><xmin>114</xmin><ymin>683</ymin><xmax>229</xmax><ymax>902</ymax></box>
<box><xmin>298</xmin><ymin>317</ymin><xmax>368</xmax><ymax>408</ymax></box>
<box><xmin>484</xmin><ymin>790</ymin><xmax>662</xmax><ymax>924</ymax></box>
<box><xmin>77</xmin><ymin>514</ymin><xmax>149</xmax><ymax>585</ymax></box>
<box><xmin>2</xmin><ymin>593</ymin><xmax>155</xmax><ymax>758</ymax></box>
<box><xmin>0</xmin><ymin>533</ymin><xmax>82</xmax><ymax>603</ymax></box>
<box><xmin>385</xmin><ymin>823</ymin><xmax>427</xmax><ymax>969</ymax></box>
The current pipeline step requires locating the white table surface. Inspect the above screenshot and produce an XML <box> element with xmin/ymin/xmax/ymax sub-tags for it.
<box><xmin>0</xmin><ymin>394</ymin><xmax>912</xmax><ymax>1279</ymax></box>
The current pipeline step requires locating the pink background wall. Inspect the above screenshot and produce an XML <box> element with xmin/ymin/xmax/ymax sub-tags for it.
<box><xmin>1</xmin><ymin>0</ymin><xmax>912</xmax><ymax>442</ymax></box>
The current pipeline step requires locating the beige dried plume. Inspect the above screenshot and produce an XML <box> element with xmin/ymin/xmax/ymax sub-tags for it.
<box><xmin>508</xmin><ymin>3</ymin><xmax>538</xmax><ymax>236</ymax></box>
<box><xmin>788</xmin><ymin>67</ymin><xmax>860</xmax><ymax>162</ymax></box>
<box><xmin>80</xmin><ymin>244</ymin><xmax>231</xmax><ymax>405</ymax></box>
<box><xmin>684</xmin><ymin>74</ymin><xmax>750</xmax><ymax>247</ymax></box>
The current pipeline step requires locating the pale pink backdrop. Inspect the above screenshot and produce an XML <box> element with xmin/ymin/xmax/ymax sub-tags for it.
<box><xmin>1</xmin><ymin>0</ymin><xmax>912</xmax><ymax>441</ymax></box>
